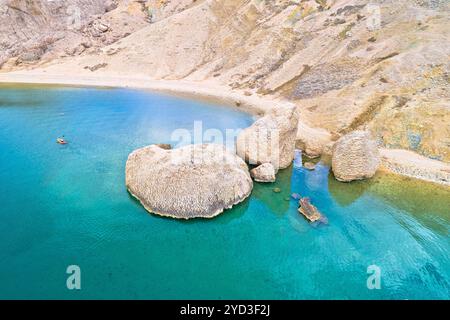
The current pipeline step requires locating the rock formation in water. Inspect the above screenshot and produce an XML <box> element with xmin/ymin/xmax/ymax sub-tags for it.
<box><xmin>332</xmin><ymin>130</ymin><xmax>380</xmax><ymax>182</ymax></box>
<box><xmin>125</xmin><ymin>144</ymin><xmax>253</xmax><ymax>219</ymax></box>
<box><xmin>250</xmin><ymin>163</ymin><xmax>276</xmax><ymax>183</ymax></box>
<box><xmin>298</xmin><ymin>197</ymin><xmax>323</xmax><ymax>223</ymax></box>
<box><xmin>304</xmin><ymin>162</ymin><xmax>316</xmax><ymax>170</ymax></box>
<box><xmin>237</xmin><ymin>105</ymin><xmax>299</xmax><ymax>169</ymax></box>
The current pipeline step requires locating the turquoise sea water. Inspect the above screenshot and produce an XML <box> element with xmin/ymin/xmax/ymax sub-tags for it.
<box><xmin>0</xmin><ymin>85</ymin><xmax>448</xmax><ymax>299</ymax></box>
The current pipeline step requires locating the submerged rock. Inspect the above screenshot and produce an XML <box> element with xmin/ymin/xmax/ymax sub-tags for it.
<box><xmin>298</xmin><ymin>197</ymin><xmax>322</xmax><ymax>223</ymax></box>
<box><xmin>125</xmin><ymin>144</ymin><xmax>253</xmax><ymax>219</ymax></box>
<box><xmin>250</xmin><ymin>163</ymin><xmax>276</xmax><ymax>183</ymax></box>
<box><xmin>237</xmin><ymin>105</ymin><xmax>299</xmax><ymax>170</ymax></box>
<box><xmin>332</xmin><ymin>131</ymin><xmax>380</xmax><ymax>182</ymax></box>
<box><xmin>304</xmin><ymin>162</ymin><xmax>316</xmax><ymax>170</ymax></box>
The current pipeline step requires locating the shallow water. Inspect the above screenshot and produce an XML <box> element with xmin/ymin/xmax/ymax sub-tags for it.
<box><xmin>0</xmin><ymin>85</ymin><xmax>448</xmax><ymax>299</ymax></box>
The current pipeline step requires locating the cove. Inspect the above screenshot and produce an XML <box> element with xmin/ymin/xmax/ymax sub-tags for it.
<box><xmin>0</xmin><ymin>84</ymin><xmax>448</xmax><ymax>300</ymax></box>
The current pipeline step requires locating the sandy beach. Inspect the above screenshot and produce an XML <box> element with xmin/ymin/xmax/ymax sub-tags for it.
<box><xmin>0</xmin><ymin>71</ymin><xmax>449</xmax><ymax>186</ymax></box>
<box><xmin>0</xmin><ymin>71</ymin><xmax>272</xmax><ymax>115</ymax></box>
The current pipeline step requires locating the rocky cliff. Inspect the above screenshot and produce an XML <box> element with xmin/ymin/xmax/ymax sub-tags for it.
<box><xmin>0</xmin><ymin>0</ymin><xmax>153</xmax><ymax>68</ymax></box>
<box><xmin>1</xmin><ymin>0</ymin><xmax>449</xmax><ymax>163</ymax></box>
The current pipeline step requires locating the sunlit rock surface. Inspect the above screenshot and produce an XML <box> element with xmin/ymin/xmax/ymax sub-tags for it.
<box><xmin>126</xmin><ymin>144</ymin><xmax>253</xmax><ymax>219</ymax></box>
<box><xmin>332</xmin><ymin>131</ymin><xmax>380</xmax><ymax>182</ymax></box>
<box><xmin>237</xmin><ymin>105</ymin><xmax>299</xmax><ymax>169</ymax></box>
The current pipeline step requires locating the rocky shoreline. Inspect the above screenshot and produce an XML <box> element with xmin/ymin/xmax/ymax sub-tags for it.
<box><xmin>0</xmin><ymin>72</ymin><xmax>449</xmax><ymax>188</ymax></box>
<box><xmin>1</xmin><ymin>0</ymin><xmax>449</xmax><ymax>191</ymax></box>
<box><xmin>379</xmin><ymin>149</ymin><xmax>450</xmax><ymax>186</ymax></box>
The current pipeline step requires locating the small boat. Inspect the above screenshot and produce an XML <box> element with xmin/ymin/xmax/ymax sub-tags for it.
<box><xmin>56</xmin><ymin>138</ymin><xmax>68</xmax><ymax>145</ymax></box>
<box><xmin>298</xmin><ymin>197</ymin><xmax>323</xmax><ymax>223</ymax></box>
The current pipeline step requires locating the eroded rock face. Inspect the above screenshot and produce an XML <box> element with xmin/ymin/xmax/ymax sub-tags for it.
<box><xmin>0</xmin><ymin>0</ymin><xmax>150</xmax><ymax>69</ymax></box>
<box><xmin>296</xmin><ymin>122</ymin><xmax>333</xmax><ymax>158</ymax></box>
<box><xmin>250</xmin><ymin>163</ymin><xmax>276</xmax><ymax>183</ymax></box>
<box><xmin>237</xmin><ymin>105</ymin><xmax>299</xmax><ymax>170</ymax></box>
<box><xmin>332</xmin><ymin>131</ymin><xmax>380</xmax><ymax>182</ymax></box>
<box><xmin>125</xmin><ymin>144</ymin><xmax>253</xmax><ymax>219</ymax></box>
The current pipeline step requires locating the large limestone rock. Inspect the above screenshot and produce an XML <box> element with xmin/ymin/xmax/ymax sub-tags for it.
<box><xmin>250</xmin><ymin>163</ymin><xmax>276</xmax><ymax>183</ymax></box>
<box><xmin>237</xmin><ymin>105</ymin><xmax>299</xmax><ymax>170</ymax></box>
<box><xmin>332</xmin><ymin>131</ymin><xmax>380</xmax><ymax>182</ymax></box>
<box><xmin>125</xmin><ymin>144</ymin><xmax>253</xmax><ymax>219</ymax></box>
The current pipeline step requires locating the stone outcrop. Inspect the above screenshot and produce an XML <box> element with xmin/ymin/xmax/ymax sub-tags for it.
<box><xmin>125</xmin><ymin>144</ymin><xmax>253</xmax><ymax>219</ymax></box>
<box><xmin>237</xmin><ymin>105</ymin><xmax>299</xmax><ymax>170</ymax></box>
<box><xmin>332</xmin><ymin>131</ymin><xmax>380</xmax><ymax>182</ymax></box>
<box><xmin>250</xmin><ymin>163</ymin><xmax>276</xmax><ymax>183</ymax></box>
